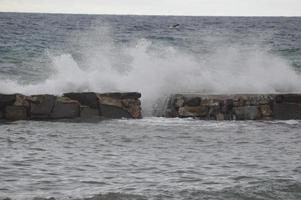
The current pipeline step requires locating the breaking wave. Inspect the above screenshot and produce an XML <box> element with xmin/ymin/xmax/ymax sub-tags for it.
<box><xmin>0</xmin><ymin>26</ymin><xmax>301</xmax><ymax>113</ymax></box>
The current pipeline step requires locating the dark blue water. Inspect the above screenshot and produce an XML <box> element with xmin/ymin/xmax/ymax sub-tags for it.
<box><xmin>0</xmin><ymin>13</ymin><xmax>301</xmax><ymax>200</ymax></box>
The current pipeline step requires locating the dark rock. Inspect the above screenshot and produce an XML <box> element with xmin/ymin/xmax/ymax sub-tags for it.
<box><xmin>30</xmin><ymin>95</ymin><xmax>56</xmax><ymax>119</ymax></box>
<box><xmin>64</xmin><ymin>92</ymin><xmax>98</xmax><ymax>109</ymax></box>
<box><xmin>275</xmin><ymin>94</ymin><xmax>301</xmax><ymax>104</ymax></box>
<box><xmin>51</xmin><ymin>98</ymin><xmax>80</xmax><ymax>119</ymax></box>
<box><xmin>80</xmin><ymin>106</ymin><xmax>100</xmax><ymax>119</ymax></box>
<box><xmin>0</xmin><ymin>94</ymin><xmax>17</xmax><ymax>109</ymax></box>
<box><xmin>99</xmin><ymin>104</ymin><xmax>132</xmax><ymax>119</ymax></box>
<box><xmin>5</xmin><ymin>106</ymin><xmax>28</xmax><ymax>121</ymax></box>
<box><xmin>98</xmin><ymin>92</ymin><xmax>141</xmax><ymax>99</ymax></box>
<box><xmin>185</xmin><ymin>97</ymin><xmax>201</xmax><ymax>106</ymax></box>
<box><xmin>273</xmin><ymin>103</ymin><xmax>301</xmax><ymax>120</ymax></box>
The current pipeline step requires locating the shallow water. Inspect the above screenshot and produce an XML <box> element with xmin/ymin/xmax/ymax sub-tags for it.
<box><xmin>0</xmin><ymin>118</ymin><xmax>300</xmax><ymax>200</ymax></box>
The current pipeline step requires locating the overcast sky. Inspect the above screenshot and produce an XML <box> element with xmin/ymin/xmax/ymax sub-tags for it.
<box><xmin>0</xmin><ymin>0</ymin><xmax>300</xmax><ymax>16</ymax></box>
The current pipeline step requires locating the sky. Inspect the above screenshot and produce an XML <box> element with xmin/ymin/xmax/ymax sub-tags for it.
<box><xmin>0</xmin><ymin>0</ymin><xmax>300</xmax><ymax>16</ymax></box>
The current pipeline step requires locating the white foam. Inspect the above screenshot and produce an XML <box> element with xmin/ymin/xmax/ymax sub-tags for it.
<box><xmin>1</xmin><ymin>26</ymin><xmax>301</xmax><ymax>113</ymax></box>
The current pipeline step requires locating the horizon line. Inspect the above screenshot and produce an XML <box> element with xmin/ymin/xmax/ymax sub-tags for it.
<box><xmin>0</xmin><ymin>11</ymin><xmax>300</xmax><ymax>18</ymax></box>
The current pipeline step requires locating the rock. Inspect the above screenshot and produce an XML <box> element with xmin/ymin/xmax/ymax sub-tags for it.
<box><xmin>154</xmin><ymin>93</ymin><xmax>300</xmax><ymax>120</ymax></box>
<box><xmin>178</xmin><ymin>106</ymin><xmax>208</xmax><ymax>118</ymax></box>
<box><xmin>121</xmin><ymin>99</ymin><xmax>142</xmax><ymax>118</ymax></box>
<box><xmin>64</xmin><ymin>92</ymin><xmax>99</xmax><ymax>109</ymax></box>
<box><xmin>0</xmin><ymin>94</ymin><xmax>16</xmax><ymax>109</ymax></box>
<box><xmin>0</xmin><ymin>110</ymin><xmax>3</xmax><ymax>119</ymax></box>
<box><xmin>275</xmin><ymin>94</ymin><xmax>301</xmax><ymax>104</ymax></box>
<box><xmin>99</xmin><ymin>104</ymin><xmax>133</xmax><ymax>119</ymax></box>
<box><xmin>174</xmin><ymin>95</ymin><xmax>185</xmax><ymax>108</ymax></box>
<box><xmin>50</xmin><ymin>98</ymin><xmax>80</xmax><ymax>119</ymax></box>
<box><xmin>4</xmin><ymin>106</ymin><xmax>28</xmax><ymax>121</ymax></box>
<box><xmin>98</xmin><ymin>94</ymin><xmax>142</xmax><ymax>119</ymax></box>
<box><xmin>233</xmin><ymin>106</ymin><xmax>261</xmax><ymax>120</ymax></box>
<box><xmin>216</xmin><ymin>113</ymin><xmax>225</xmax><ymax>121</ymax></box>
<box><xmin>185</xmin><ymin>97</ymin><xmax>201</xmax><ymax>106</ymax></box>
<box><xmin>98</xmin><ymin>92</ymin><xmax>141</xmax><ymax>99</ymax></box>
<box><xmin>30</xmin><ymin>95</ymin><xmax>57</xmax><ymax>119</ymax></box>
<box><xmin>273</xmin><ymin>103</ymin><xmax>301</xmax><ymax>120</ymax></box>
<box><xmin>80</xmin><ymin>106</ymin><xmax>100</xmax><ymax>119</ymax></box>
<box><xmin>260</xmin><ymin>105</ymin><xmax>273</xmax><ymax>118</ymax></box>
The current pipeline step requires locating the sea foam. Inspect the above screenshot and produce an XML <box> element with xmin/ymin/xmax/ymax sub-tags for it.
<box><xmin>0</xmin><ymin>26</ymin><xmax>300</xmax><ymax>114</ymax></box>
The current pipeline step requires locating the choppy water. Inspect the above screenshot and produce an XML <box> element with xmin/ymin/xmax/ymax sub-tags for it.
<box><xmin>1</xmin><ymin>13</ymin><xmax>301</xmax><ymax>199</ymax></box>
<box><xmin>1</xmin><ymin>119</ymin><xmax>301</xmax><ymax>200</ymax></box>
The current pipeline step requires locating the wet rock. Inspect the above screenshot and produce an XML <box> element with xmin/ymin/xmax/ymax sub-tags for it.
<box><xmin>174</xmin><ymin>95</ymin><xmax>185</xmax><ymax>108</ymax></box>
<box><xmin>275</xmin><ymin>94</ymin><xmax>301</xmax><ymax>104</ymax></box>
<box><xmin>155</xmin><ymin>93</ymin><xmax>301</xmax><ymax>120</ymax></box>
<box><xmin>80</xmin><ymin>106</ymin><xmax>100</xmax><ymax>119</ymax></box>
<box><xmin>30</xmin><ymin>95</ymin><xmax>57</xmax><ymax>119</ymax></box>
<box><xmin>260</xmin><ymin>105</ymin><xmax>273</xmax><ymax>118</ymax></box>
<box><xmin>99</xmin><ymin>104</ymin><xmax>133</xmax><ymax>119</ymax></box>
<box><xmin>273</xmin><ymin>103</ymin><xmax>301</xmax><ymax>120</ymax></box>
<box><xmin>4</xmin><ymin>106</ymin><xmax>28</xmax><ymax>121</ymax></box>
<box><xmin>50</xmin><ymin>97</ymin><xmax>80</xmax><ymax>119</ymax></box>
<box><xmin>97</xmin><ymin>93</ymin><xmax>142</xmax><ymax>119</ymax></box>
<box><xmin>64</xmin><ymin>92</ymin><xmax>98</xmax><ymax>109</ymax></box>
<box><xmin>98</xmin><ymin>92</ymin><xmax>141</xmax><ymax>99</ymax></box>
<box><xmin>234</xmin><ymin>106</ymin><xmax>261</xmax><ymax>120</ymax></box>
<box><xmin>0</xmin><ymin>94</ymin><xmax>16</xmax><ymax>109</ymax></box>
<box><xmin>216</xmin><ymin>113</ymin><xmax>225</xmax><ymax>121</ymax></box>
<box><xmin>0</xmin><ymin>110</ymin><xmax>3</xmax><ymax>119</ymax></box>
<box><xmin>185</xmin><ymin>97</ymin><xmax>201</xmax><ymax>106</ymax></box>
<box><xmin>178</xmin><ymin>106</ymin><xmax>208</xmax><ymax>118</ymax></box>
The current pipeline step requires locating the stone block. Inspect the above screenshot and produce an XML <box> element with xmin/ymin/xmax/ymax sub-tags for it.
<box><xmin>178</xmin><ymin>106</ymin><xmax>208</xmax><ymax>118</ymax></box>
<box><xmin>0</xmin><ymin>94</ymin><xmax>17</xmax><ymax>109</ymax></box>
<box><xmin>5</xmin><ymin>106</ymin><xmax>28</xmax><ymax>121</ymax></box>
<box><xmin>51</xmin><ymin>99</ymin><xmax>80</xmax><ymax>119</ymax></box>
<box><xmin>185</xmin><ymin>97</ymin><xmax>201</xmax><ymax>106</ymax></box>
<box><xmin>99</xmin><ymin>104</ymin><xmax>132</xmax><ymax>119</ymax></box>
<box><xmin>80</xmin><ymin>106</ymin><xmax>100</xmax><ymax>119</ymax></box>
<box><xmin>30</xmin><ymin>95</ymin><xmax>57</xmax><ymax>119</ymax></box>
<box><xmin>64</xmin><ymin>92</ymin><xmax>98</xmax><ymax>109</ymax></box>
<box><xmin>233</xmin><ymin>106</ymin><xmax>261</xmax><ymax>120</ymax></box>
<box><xmin>273</xmin><ymin>103</ymin><xmax>301</xmax><ymax>120</ymax></box>
<box><xmin>98</xmin><ymin>92</ymin><xmax>141</xmax><ymax>99</ymax></box>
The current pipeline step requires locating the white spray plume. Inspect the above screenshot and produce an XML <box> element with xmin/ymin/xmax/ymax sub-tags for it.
<box><xmin>0</xmin><ymin>26</ymin><xmax>300</xmax><ymax>114</ymax></box>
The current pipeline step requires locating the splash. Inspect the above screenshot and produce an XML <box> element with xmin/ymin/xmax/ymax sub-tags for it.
<box><xmin>0</xmin><ymin>26</ymin><xmax>301</xmax><ymax>114</ymax></box>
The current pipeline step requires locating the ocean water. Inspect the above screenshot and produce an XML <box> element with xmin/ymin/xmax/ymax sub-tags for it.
<box><xmin>0</xmin><ymin>13</ymin><xmax>301</xmax><ymax>200</ymax></box>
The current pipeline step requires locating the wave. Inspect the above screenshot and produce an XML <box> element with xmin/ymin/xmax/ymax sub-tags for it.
<box><xmin>0</xmin><ymin>26</ymin><xmax>301</xmax><ymax>113</ymax></box>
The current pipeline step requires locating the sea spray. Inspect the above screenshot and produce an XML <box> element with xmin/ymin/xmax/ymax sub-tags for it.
<box><xmin>0</xmin><ymin>26</ymin><xmax>300</xmax><ymax>114</ymax></box>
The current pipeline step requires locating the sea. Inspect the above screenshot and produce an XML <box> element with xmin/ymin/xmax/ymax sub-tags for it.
<box><xmin>0</xmin><ymin>12</ymin><xmax>301</xmax><ymax>200</ymax></box>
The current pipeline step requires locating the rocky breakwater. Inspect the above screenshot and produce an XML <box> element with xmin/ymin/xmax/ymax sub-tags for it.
<box><xmin>153</xmin><ymin>94</ymin><xmax>301</xmax><ymax>120</ymax></box>
<box><xmin>0</xmin><ymin>92</ymin><xmax>142</xmax><ymax>121</ymax></box>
